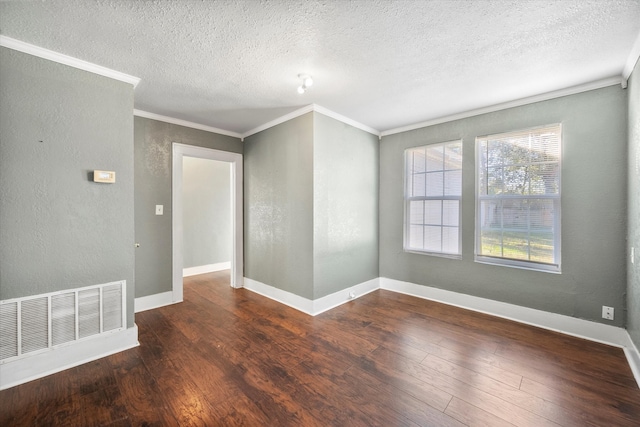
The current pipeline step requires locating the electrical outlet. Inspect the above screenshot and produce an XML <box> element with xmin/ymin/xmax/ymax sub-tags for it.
<box><xmin>155</xmin><ymin>205</ymin><xmax>163</xmax><ymax>215</ymax></box>
<box><xmin>602</xmin><ymin>306</ymin><xmax>614</xmax><ymax>321</ymax></box>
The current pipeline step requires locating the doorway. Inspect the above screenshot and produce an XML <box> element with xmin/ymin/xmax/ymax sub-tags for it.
<box><xmin>171</xmin><ymin>143</ymin><xmax>243</xmax><ymax>302</ymax></box>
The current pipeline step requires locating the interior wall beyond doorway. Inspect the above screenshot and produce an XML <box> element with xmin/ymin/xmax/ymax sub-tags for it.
<box><xmin>182</xmin><ymin>157</ymin><xmax>231</xmax><ymax>271</ymax></box>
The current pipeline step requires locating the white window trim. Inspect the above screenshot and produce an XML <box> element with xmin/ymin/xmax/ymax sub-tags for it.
<box><xmin>474</xmin><ymin>124</ymin><xmax>562</xmax><ymax>273</ymax></box>
<box><xmin>403</xmin><ymin>139</ymin><xmax>463</xmax><ymax>258</ymax></box>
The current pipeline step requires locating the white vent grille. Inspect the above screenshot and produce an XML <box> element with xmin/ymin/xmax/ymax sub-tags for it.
<box><xmin>0</xmin><ymin>281</ymin><xmax>126</xmax><ymax>363</ymax></box>
<box><xmin>79</xmin><ymin>288</ymin><xmax>100</xmax><ymax>339</ymax></box>
<box><xmin>21</xmin><ymin>298</ymin><xmax>48</xmax><ymax>354</ymax></box>
<box><xmin>52</xmin><ymin>293</ymin><xmax>75</xmax><ymax>346</ymax></box>
<box><xmin>0</xmin><ymin>302</ymin><xmax>18</xmax><ymax>360</ymax></box>
<box><xmin>103</xmin><ymin>283</ymin><xmax>123</xmax><ymax>331</ymax></box>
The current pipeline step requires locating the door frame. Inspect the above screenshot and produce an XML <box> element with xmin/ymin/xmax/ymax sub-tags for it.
<box><xmin>172</xmin><ymin>143</ymin><xmax>243</xmax><ymax>302</ymax></box>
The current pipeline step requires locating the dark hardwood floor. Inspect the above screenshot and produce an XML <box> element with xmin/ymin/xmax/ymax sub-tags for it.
<box><xmin>2</xmin><ymin>270</ymin><xmax>640</xmax><ymax>426</ymax></box>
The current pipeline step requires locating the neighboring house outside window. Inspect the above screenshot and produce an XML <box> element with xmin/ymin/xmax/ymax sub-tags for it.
<box><xmin>404</xmin><ymin>140</ymin><xmax>462</xmax><ymax>257</ymax></box>
<box><xmin>476</xmin><ymin>124</ymin><xmax>561</xmax><ymax>272</ymax></box>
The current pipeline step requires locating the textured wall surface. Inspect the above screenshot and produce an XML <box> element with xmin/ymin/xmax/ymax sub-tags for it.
<box><xmin>133</xmin><ymin>116</ymin><xmax>241</xmax><ymax>298</ymax></box>
<box><xmin>380</xmin><ymin>85</ymin><xmax>628</xmax><ymax>326</ymax></box>
<box><xmin>313</xmin><ymin>113</ymin><xmax>379</xmax><ymax>299</ymax></box>
<box><xmin>243</xmin><ymin>113</ymin><xmax>314</xmax><ymax>299</ymax></box>
<box><xmin>628</xmin><ymin>58</ymin><xmax>640</xmax><ymax>346</ymax></box>
<box><xmin>182</xmin><ymin>157</ymin><xmax>231</xmax><ymax>269</ymax></box>
<box><xmin>0</xmin><ymin>47</ymin><xmax>135</xmax><ymax>326</ymax></box>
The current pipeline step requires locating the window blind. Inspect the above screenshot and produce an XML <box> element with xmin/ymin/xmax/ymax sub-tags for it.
<box><xmin>476</xmin><ymin>124</ymin><xmax>561</xmax><ymax>272</ymax></box>
<box><xmin>405</xmin><ymin>140</ymin><xmax>462</xmax><ymax>256</ymax></box>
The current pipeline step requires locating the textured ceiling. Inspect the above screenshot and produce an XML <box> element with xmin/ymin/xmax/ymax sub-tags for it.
<box><xmin>1</xmin><ymin>0</ymin><xmax>639</xmax><ymax>135</ymax></box>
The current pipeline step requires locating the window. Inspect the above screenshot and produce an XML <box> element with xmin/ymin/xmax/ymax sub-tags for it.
<box><xmin>405</xmin><ymin>140</ymin><xmax>462</xmax><ymax>256</ymax></box>
<box><xmin>476</xmin><ymin>124</ymin><xmax>561</xmax><ymax>272</ymax></box>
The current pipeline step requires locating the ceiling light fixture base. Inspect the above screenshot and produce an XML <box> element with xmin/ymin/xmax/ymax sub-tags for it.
<box><xmin>297</xmin><ymin>74</ymin><xmax>313</xmax><ymax>94</ymax></box>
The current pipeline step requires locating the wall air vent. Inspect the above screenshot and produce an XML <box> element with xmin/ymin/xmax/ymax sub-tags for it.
<box><xmin>0</xmin><ymin>281</ymin><xmax>125</xmax><ymax>363</ymax></box>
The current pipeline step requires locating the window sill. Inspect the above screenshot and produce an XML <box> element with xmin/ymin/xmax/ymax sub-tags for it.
<box><xmin>474</xmin><ymin>256</ymin><xmax>561</xmax><ymax>274</ymax></box>
<box><xmin>404</xmin><ymin>249</ymin><xmax>462</xmax><ymax>260</ymax></box>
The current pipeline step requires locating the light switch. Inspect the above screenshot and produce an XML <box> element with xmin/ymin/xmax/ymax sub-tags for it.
<box><xmin>155</xmin><ymin>205</ymin><xmax>163</xmax><ymax>215</ymax></box>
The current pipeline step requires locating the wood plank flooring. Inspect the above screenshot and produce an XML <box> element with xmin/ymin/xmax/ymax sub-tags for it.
<box><xmin>1</xmin><ymin>270</ymin><xmax>639</xmax><ymax>426</ymax></box>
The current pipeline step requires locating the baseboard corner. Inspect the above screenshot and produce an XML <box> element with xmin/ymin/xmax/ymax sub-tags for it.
<box><xmin>134</xmin><ymin>291</ymin><xmax>175</xmax><ymax>313</ymax></box>
<box><xmin>624</xmin><ymin>334</ymin><xmax>640</xmax><ymax>389</ymax></box>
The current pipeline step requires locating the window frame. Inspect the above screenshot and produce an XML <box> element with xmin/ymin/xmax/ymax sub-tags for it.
<box><xmin>403</xmin><ymin>139</ymin><xmax>463</xmax><ymax>258</ymax></box>
<box><xmin>474</xmin><ymin>124</ymin><xmax>562</xmax><ymax>273</ymax></box>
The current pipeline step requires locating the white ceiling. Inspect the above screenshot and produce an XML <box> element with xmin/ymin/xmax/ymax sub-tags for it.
<box><xmin>1</xmin><ymin>0</ymin><xmax>639</xmax><ymax>136</ymax></box>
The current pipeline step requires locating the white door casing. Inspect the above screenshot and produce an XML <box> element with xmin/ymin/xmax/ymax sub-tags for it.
<box><xmin>172</xmin><ymin>143</ymin><xmax>243</xmax><ymax>302</ymax></box>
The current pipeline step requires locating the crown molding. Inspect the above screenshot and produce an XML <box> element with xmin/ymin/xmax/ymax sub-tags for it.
<box><xmin>312</xmin><ymin>104</ymin><xmax>380</xmax><ymax>136</ymax></box>
<box><xmin>623</xmin><ymin>29</ymin><xmax>640</xmax><ymax>81</ymax></box>
<box><xmin>133</xmin><ymin>109</ymin><xmax>242</xmax><ymax>139</ymax></box>
<box><xmin>0</xmin><ymin>35</ymin><xmax>140</xmax><ymax>88</ymax></box>
<box><xmin>242</xmin><ymin>104</ymin><xmax>380</xmax><ymax>140</ymax></box>
<box><xmin>241</xmin><ymin>105</ymin><xmax>315</xmax><ymax>139</ymax></box>
<box><xmin>137</xmin><ymin>103</ymin><xmax>380</xmax><ymax>142</ymax></box>
<box><xmin>380</xmin><ymin>76</ymin><xmax>623</xmax><ymax>137</ymax></box>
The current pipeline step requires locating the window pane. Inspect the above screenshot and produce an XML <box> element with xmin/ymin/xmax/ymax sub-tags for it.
<box><xmin>442</xmin><ymin>227</ymin><xmax>459</xmax><ymax>254</ymax></box>
<box><xmin>479</xmin><ymin>199</ymin><xmax>502</xmax><ymax>230</ymax></box>
<box><xmin>502</xmin><ymin>199</ymin><xmax>528</xmax><ymax>230</ymax></box>
<box><xmin>409</xmin><ymin>200</ymin><xmax>424</xmax><ymax>225</ymax></box>
<box><xmin>502</xmin><ymin>231</ymin><xmax>530</xmax><ymax>261</ymax></box>
<box><xmin>529</xmin><ymin>199</ymin><xmax>554</xmax><ymax>232</ymax></box>
<box><xmin>529</xmin><ymin>163</ymin><xmax>559</xmax><ymax>195</ymax></box>
<box><xmin>412</xmin><ymin>173</ymin><xmax>425</xmax><ymax>197</ymax></box>
<box><xmin>442</xmin><ymin>200</ymin><xmax>458</xmax><ymax>226</ymax></box>
<box><xmin>409</xmin><ymin>225</ymin><xmax>424</xmax><ymax>249</ymax></box>
<box><xmin>530</xmin><ymin>232</ymin><xmax>554</xmax><ymax>263</ymax></box>
<box><xmin>426</xmin><ymin>145</ymin><xmax>444</xmax><ymax>171</ymax></box>
<box><xmin>486</xmin><ymin>140</ymin><xmax>505</xmax><ymax>167</ymax></box>
<box><xmin>424</xmin><ymin>200</ymin><xmax>442</xmax><ymax>225</ymax></box>
<box><xmin>426</xmin><ymin>172</ymin><xmax>444</xmax><ymax>197</ymax></box>
<box><xmin>503</xmin><ymin>165</ymin><xmax>529</xmax><ymax>195</ymax></box>
<box><xmin>412</xmin><ymin>148</ymin><xmax>426</xmax><ymax>173</ymax></box>
<box><xmin>424</xmin><ymin>226</ymin><xmax>442</xmax><ymax>252</ymax></box>
<box><xmin>479</xmin><ymin>228</ymin><xmax>502</xmax><ymax>257</ymax></box>
<box><xmin>444</xmin><ymin>142</ymin><xmax>462</xmax><ymax>169</ymax></box>
<box><xmin>444</xmin><ymin>170</ymin><xmax>462</xmax><ymax>196</ymax></box>
<box><xmin>487</xmin><ymin>167</ymin><xmax>503</xmax><ymax>195</ymax></box>
<box><xmin>530</xmin><ymin>131</ymin><xmax>560</xmax><ymax>162</ymax></box>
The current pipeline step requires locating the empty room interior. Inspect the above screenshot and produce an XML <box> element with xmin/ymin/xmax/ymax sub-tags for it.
<box><xmin>2</xmin><ymin>1</ymin><xmax>640</xmax><ymax>425</ymax></box>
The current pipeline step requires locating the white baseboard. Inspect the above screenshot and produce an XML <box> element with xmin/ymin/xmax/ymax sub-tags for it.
<box><xmin>380</xmin><ymin>277</ymin><xmax>631</xmax><ymax>348</ymax></box>
<box><xmin>243</xmin><ymin>277</ymin><xmax>313</xmax><ymax>314</ymax></box>
<box><xmin>625</xmin><ymin>334</ymin><xmax>640</xmax><ymax>388</ymax></box>
<box><xmin>0</xmin><ymin>325</ymin><xmax>139</xmax><ymax>391</ymax></box>
<box><xmin>242</xmin><ymin>277</ymin><xmax>379</xmax><ymax>316</ymax></box>
<box><xmin>135</xmin><ymin>291</ymin><xmax>175</xmax><ymax>313</ymax></box>
<box><xmin>312</xmin><ymin>278</ymin><xmax>380</xmax><ymax>315</ymax></box>
<box><xmin>183</xmin><ymin>262</ymin><xmax>230</xmax><ymax>277</ymax></box>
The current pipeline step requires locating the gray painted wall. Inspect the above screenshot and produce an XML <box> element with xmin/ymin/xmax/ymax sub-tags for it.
<box><xmin>313</xmin><ymin>113</ymin><xmax>379</xmax><ymax>299</ymax></box>
<box><xmin>182</xmin><ymin>157</ymin><xmax>231</xmax><ymax>269</ymax></box>
<box><xmin>243</xmin><ymin>112</ymin><xmax>379</xmax><ymax>300</ymax></box>
<box><xmin>0</xmin><ymin>47</ymin><xmax>136</xmax><ymax>327</ymax></box>
<box><xmin>628</xmin><ymin>58</ymin><xmax>640</xmax><ymax>348</ymax></box>
<box><xmin>380</xmin><ymin>86</ymin><xmax>628</xmax><ymax>326</ymax></box>
<box><xmin>243</xmin><ymin>113</ymin><xmax>315</xmax><ymax>299</ymax></box>
<box><xmin>133</xmin><ymin>116</ymin><xmax>242</xmax><ymax>298</ymax></box>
